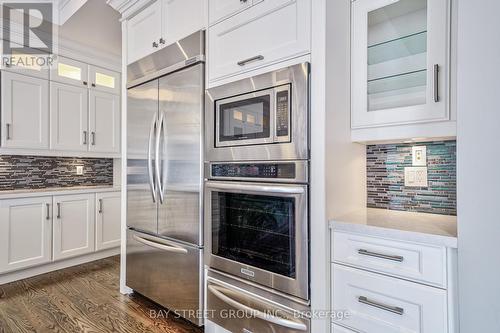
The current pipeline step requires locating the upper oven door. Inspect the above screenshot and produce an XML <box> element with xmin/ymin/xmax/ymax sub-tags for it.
<box><xmin>204</xmin><ymin>181</ymin><xmax>309</xmax><ymax>300</ymax></box>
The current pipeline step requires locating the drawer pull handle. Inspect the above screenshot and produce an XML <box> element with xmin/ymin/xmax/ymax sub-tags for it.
<box><xmin>237</xmin><ymin>55</ymin><xmax>264</xmax><ymax>66</ymax></box>
<box><xmin>358</xmin><ymin>249</ymin><xmax>404</xmax><ymax>262</ymax></box>
<box><xmin>358</xmin><ymin>296</ymin><xmax>404</xmax><ymax>316</ymax></box>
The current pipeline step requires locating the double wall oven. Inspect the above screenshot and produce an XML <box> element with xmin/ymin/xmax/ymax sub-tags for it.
<box><xmin>205</xmin><ymin>63</ymin><xmax>311</xmax><ymax>332</ymax></box>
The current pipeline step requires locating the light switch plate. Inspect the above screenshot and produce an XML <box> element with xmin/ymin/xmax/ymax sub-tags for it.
<box><xmin>76</xmin><ymin>165</ymin><xmax>84</xmax><ymax>175</ymax></box>
<box><xmin>404</xmin><ymin>166</ymin><xmax>428</xmax><ymax>187</ymax></box>
<box><xmin>412</xmin><ymin>146</ymin><xmax>427</xmax><ymax>166</ymax></box>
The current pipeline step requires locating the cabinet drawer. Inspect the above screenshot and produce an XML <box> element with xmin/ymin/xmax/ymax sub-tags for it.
<box><xmin>333</xmin><ymin>264</ymin><xmax>448</xmax><ymax>333</ymax></box>
<box><xmin>208</xmin><ymin>0</ymin><xmax>310</xmax><ymax>83</ymax></box>
<box><xmin>209</xmin><ymin>0</ymin><xmax>253</xmax><ymax>25</ymax></box>
<box><xmin>332</xmin><ymin>231</ymin><xmax>447</xmax><ymax>287</ymax></box>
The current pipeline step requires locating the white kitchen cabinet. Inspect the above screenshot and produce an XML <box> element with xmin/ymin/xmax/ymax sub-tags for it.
<box><xmin>88</xmin><ymin>90</ymin><xmax>120</xmax><ymax>154</ymax></box>
<box><xmin>1</xmin><ymin>71</ymin><xmax>49</xmax><ymax>149</ymax></box>
<box><xmin>162</xmin><ymin>0</ymin><xmax>204</xmax><ymax>47</ymax></box>
<box><xmin>208</xmin><ymin>0</ymin><xmax>311</xmax><ymax>84</ymax></box>
<box><xmin>0</xmin><ymin>42</ymin><xmax>50</xmax><ymax>79</ymax></box>
<box><xmin>126</xmin><ymin>0</ymin><xmax>162</xmax><ymax>64</ymax></box>
<box><xmin>332</xmin><ymin>324</ymin><xmax>355</xmax><ymax>333</ymax></box>
<box><xmin>0</xmin><ymin>197</ymin><xmax>52</xmax><ymax>274</ymax></box>
<box><xmin>53</xmin><ymin>194</ymin><xmax>95</xmax><ymax>261</ymax></box>
<box><xmin>51</xmin><ymin>56</ymin><xmax>89</xmax><ymax>88</ymax></box>
<box><xmin>208</xmin><ymin>0</ymin><xmax>252</xmax><ymax>25</ymax></box>
<box><xmin>50</xmin><ymin>82</ymin><xmax>89</xmax><ymax>151</ymax></box>
<box><xmin>351</xmin><ymin>0</ymin><xmax>451</xmax><ymax>130</ymax></box>
<box><xmin>89</xmin><ymin>65</ymin><xmax>120</xmax><ymax>95</ymax></box>
<box><xmin>95</xmin><ymin>192</ymin><xmax>121</xmax><ymax>251</ymax></box>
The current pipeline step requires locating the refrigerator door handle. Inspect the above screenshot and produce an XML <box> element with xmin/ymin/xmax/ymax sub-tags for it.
<box><xmin>155</xmin><ymin>111</ymin><xmax>166</xmax><ymax>204</ymax></box>
<box><xmin>148</xmin><ymin>115</ymin><xmax>158</xmax><ymax>203</ymax></box>
<box><xmin>207</xmin><ymin>284</ymin><xmax>308</xmax><ymax>331</ymax></box>
<box><xmin>132</xmin><ymin>234</ymin><xmax>188</xmax><ymax>254</ymax></box>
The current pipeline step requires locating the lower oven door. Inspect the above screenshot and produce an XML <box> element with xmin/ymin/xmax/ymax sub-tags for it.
<box><xmin>126</xmin><ymin>229</ymin><xmax>203</xmax><ymax>326</ymax></box>
<box><xmin>206</xmin><ymin>271</ymin><xmax>310</xmax><ymax>333</ymax></box>
<box><xmin>205</xmin><ymin>180</ymin><xmax>309</xmax><ymax>300</ymax></box>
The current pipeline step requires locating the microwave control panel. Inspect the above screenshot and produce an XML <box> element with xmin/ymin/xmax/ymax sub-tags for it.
<box><xmin>211</xmin><ymin>163</ymin><xmax>296</xmax><ymax>179</ymax></box>
<box><xmin>276</xmin><ymin>88</ymin><xmax>290</xmax><ymax>137</ymax></box>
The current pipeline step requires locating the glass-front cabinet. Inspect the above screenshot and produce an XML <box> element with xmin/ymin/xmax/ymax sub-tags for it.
<box><xmin>351</xmin><ymin>0</ymin><xmax>450</xmax><ymax>128</ymax></box>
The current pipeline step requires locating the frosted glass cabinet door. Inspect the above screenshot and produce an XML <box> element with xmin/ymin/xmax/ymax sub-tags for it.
<box><xmin>351</xmin><ymin>0</ymin><xmax>450</xmax><ymax>128</ymax></box>
<box><xmin>51</xmin><ymin>56</ymin><xmax>89</xmax><ymax>88</ymax></box>
<box><xmin>89</xmin><ymin>65</ymin><xmax>120</xmax><ymax>95</ymax></box>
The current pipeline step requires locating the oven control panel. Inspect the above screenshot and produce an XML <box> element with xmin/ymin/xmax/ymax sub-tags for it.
<box><xmin>211</xmin><ymin>163</ymin><xmax>296</xmax><ymax>179</ymax></box>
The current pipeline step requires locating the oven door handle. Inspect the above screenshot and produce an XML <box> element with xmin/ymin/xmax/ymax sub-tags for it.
<box><xmin>205</xmin><ymin>181</ymin><xmax>305</xmax><ymax>195</ymax></box>
<box><xmin>207</xmin><ymin>285</ymin><xmax>308</xmax><ymax>331</ymax></box>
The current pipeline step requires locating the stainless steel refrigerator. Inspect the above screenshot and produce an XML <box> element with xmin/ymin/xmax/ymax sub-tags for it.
<box><xmin>125</xmin><ymin>31</ymin><xmax>204</xmax><ymax>326</ymax></box>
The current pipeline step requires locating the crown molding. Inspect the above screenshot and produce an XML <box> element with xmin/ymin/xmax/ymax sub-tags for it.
<box><xmin>106</xmin><ymin>0</ymin><xmax>154</xmax><ymax>20</ymax></box>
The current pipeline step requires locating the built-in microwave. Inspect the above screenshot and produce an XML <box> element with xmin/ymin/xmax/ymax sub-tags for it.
<box><xmin>205</xmin><ymin>63</ymin><xmax>310</xmax><ymax>162</ymax></box>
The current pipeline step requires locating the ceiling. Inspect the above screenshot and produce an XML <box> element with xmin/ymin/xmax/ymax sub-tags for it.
<box><xmin>59</xmin><ymin>0</ymin><xmax>122</xmax><ymax>58</ymax></box>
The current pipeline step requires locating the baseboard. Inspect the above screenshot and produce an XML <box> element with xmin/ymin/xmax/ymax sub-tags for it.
<box><xmin>0</xmin><ymin>247</ymin><xmax>120</xmax><ymax>285</ymax></box>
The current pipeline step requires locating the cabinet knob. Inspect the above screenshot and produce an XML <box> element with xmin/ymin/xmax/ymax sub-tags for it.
<box><xmin>152</xmin><ymin>41</ymin><xmax>159</xmax><ymax>48</ymax></box>
<box><xmin>91</xmin><ymin>83</ymin><xmax>96</xmax><ymax>87</ymax></box>
<box><xmin>83</xmin><ymin>81</ymin><xmax>88</xmax><ymax>86</ymax></box>
<box><xmin>159</xmin><ymin>38</ymin><xmax>165</xmax><ymax>45</ymax></box>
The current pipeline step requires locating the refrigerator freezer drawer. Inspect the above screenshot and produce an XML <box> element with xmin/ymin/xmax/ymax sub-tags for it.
<box><xmin>126</xmin><ymin>229</ymin><xmax>203</xmax><ymax>326</ymax></box>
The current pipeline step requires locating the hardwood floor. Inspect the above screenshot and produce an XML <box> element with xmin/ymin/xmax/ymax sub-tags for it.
<box><xmin>0</xmin><ymin>256</ymin><xmax>203</xmax><ymax>333</ymax></box>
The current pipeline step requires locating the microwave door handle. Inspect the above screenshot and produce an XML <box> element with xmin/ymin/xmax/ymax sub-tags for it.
<box><xmin>205</xmin><ymin>181</ymin><xmax>305</xmax><ymax>195</ymax></box>
<box><xmin>147</xmin><ymin>115</ymin><xmax>158</xmax><ymax>203</ymax></box>
<box><xmin>155</xmin><ymin>112</ymin><xmax>165</xmax><ymax>204</ymax></box>
<box><xmin>207</xmin><ymin>285</ymin><xmax>307</xmax><ymax>331</ymax></box>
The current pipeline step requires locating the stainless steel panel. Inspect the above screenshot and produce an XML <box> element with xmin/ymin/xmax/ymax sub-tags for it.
<box><xmin>157</xmin><ymin>64</ymin><xmax>204</xmax><ymax>246</ymax></box>
<box><xmin>127</xmin><ymin>79</ymin><xmax>159</xmax><ymax>234</ymax></box>
<box><xmin>126</xmin><ymin>230</ymin><xmax>203</xmax><ymax>326</ymax></box>
<box><xmin>207</xmin><ymin>270</ymin><xmax>310</xmax><ymax>333</ymax></box>
<box><xmin>127</xmin><ymin>30</ymin><xmax>205</xmax><ymax>87</ymax></box>
<box><xmin>205</xmin><ymin>160</ymin><xmax>309</xmax><ymax>183</ymax></box>
<box><xmin>205</xmin><ymin>62</ymin><xmax>310</xmax><ymax>162</ymax></box>
<box><xmin>204</xmin><ymin>181</ymin><xmax>309</xmax><ymax>300</ymax></box>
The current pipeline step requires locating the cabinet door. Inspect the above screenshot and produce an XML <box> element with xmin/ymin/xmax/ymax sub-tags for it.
<box><xmin>95</xmin><ymin>192</ymin><xmax>121</xmax><ymax>251</ymax></box>
<box><xmin>0</xmin><ymin>41</ymin><xmax>50</xmax><ymax>79</ymax></box>
<box><xmin>208</xmin><ymin>0</ymin><xmax>311</xmax><ymax>83</ymax></box>
<box><xmin>127</xmin><ymin>0</ymin><xmax>162</xmax><ymax>64</ymax></box>
<box><xmin>53</xmin><ymin>194</ymin><xmax>95</xmax><ymax>261</ymax></box>
<box><xmin>88</xmin><ymin>91</ymin><xmax>120</xmax><ymax>153</ymax></box>
<box><xmin>50</xmin><ymin>82</ymin><xmax>89</xmax><ymax>151</ymax></box>
<box><xmin>208</xmin><ymin>0</ymin><xmax>252</xmax><ymax>25</ymax></box>
<box><xmin>51</xmin><ymin>56</ymin><xmax>89</xmax><ymax>88</ymax></box>
<box><xmin>351</xmin><ymin>0</ymin><xmax>450</xmax><ymax>128</ymax></box>
<box><xmin>0</xmin><ymin>197</ymin><xmax>52</xmax><ymax>273</ymax></box>
<box><xmin>89</xmin><ymin>65</ymin><xmax>120</xmax><ymax>95</ymax></box>
<box><xmin>162</xmin><ymin>0</ymin><xmax>205</xmax><ymax>46</ymax></box>
<box><xmin>1</xmin><ymin>71</ymin><xmax>49</xmax><ymax>149</ymax></box>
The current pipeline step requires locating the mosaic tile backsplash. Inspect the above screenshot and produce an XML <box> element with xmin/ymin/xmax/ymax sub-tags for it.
<box><xmin>367</xmin><ymin>141</ymin><xmax>456</xmax><ymax>216</ymax></box>
<box><xmin>0</xmin><ymin>155</ymin><xmax>113</xmax><ymax>191</ymax></box>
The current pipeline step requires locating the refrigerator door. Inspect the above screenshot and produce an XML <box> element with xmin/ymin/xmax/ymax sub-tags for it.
<box><xmin>126</xmin><ymin>229</ymin><xmax>203</xmax><ymax>326</ymax></box>
<box><xmin>127</xmin><ymin>79</ymin><xmax>159</xmax><ymax>234</ymax></box>
<box><xmin>157</xmin><ymin>64</ymin><xmax>203</xmax><ymax>246</ymax></box>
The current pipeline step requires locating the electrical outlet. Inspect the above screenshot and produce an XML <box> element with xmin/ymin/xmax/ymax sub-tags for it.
<box><xmin>404</xmin><ymin>166</ymin><xmax>428</xmax><ymax>187</ymax></box>
<box><xmin>412</xmin><ymin>146</ymin><xmax>427</xmax><ymax>166</ymax></box>
<box><xmin>76</xmin><ymin>165</ymin><xmax>84</xmax><ymax>175</ymax></box>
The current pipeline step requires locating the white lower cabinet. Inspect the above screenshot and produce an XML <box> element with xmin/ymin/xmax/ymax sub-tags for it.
<box><xmin>95</xmin><ymin>192</ymin><xmax>121</xmax><ymax>251</ymax></box>
<box><xmin>0</xmin><ymin>197</ymin><xmax>52</xmax><ymax>274</ymax></box>
<box><xmin>53</xmin><ymin>194</ymin><xmax>95</xmax><ymax>261</ymax></box>
<box><xmin>333</xmin><ymin>264</ymin><xmax>448</xmax><ymax>333</ymax></box>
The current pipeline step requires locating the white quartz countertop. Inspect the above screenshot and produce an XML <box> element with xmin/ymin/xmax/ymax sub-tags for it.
<box><xmin>0</xmin><ymin>186</ymin><xmax>121</xmax><ymax>200</ymax></box>
<box><xmin>329</xmin><ymin>208</ymin><xmax>457</xmax><ymax>248</ymax></box>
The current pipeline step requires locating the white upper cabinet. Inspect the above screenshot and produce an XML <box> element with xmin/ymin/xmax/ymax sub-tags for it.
<box><xmin>1</xmin><ymin>71</ymin><xmax>49</xmax><ymax>150</ymax></box>
<box><xmin>50</xmin><ymin>82</ymin><xmax>89</xmax><ymax>152</ymax></box>
<box><xmin>162</xmin><ymin>0</ymin><xmax>204</xmax><ymax>47</ymax></box>
<box><xmin>53</xmin><ymin>194</ymin><xmax>95</xmax><ymax>261</ymax></box>
<box><xmin>88</xmin><ymin>91</ymin><xmax>121</xmax><ymax>153</ymax></box>
<box><xmin>208</xmin><ymin>0</ymin><xmax>311</xmax><ymax>84</ymax></box>
<box><xmin>351</xmin><ymin>0</ymin><xmax>450</xmax><ymax>129</ymax></box>
<box><xmin>0</xmin><ymin>41</ymin><xmax>50</xmax><ymax>79</ymax></box>
<box><xmin>209</xmin><ymin>0</ymin><xmax>252</xmax><ymax>25</ymax></box>
<box><xmin>127</xmin><ymin>0</ymin><xmax>163</xmax><ymax>64</ymax></box>
<box><xmin>89</xmin><ymin>65</ymin><xmax>120</xmax><ymax>95</ymax></box>
<box><xmin>0</xmin><ymin>197</ymin><xmax>52</xmax><ymax>274</ymax></box>
<box><xmin>126</xmin><ymin>0</ymin><xmax>205</xmax><ymax>64</ymax></box>
<box><xmin>95</xmin><ymin>192</ymin><xmax>121</xmax><ymax>251</ymax></box>
<box><xmin>51</xmin><ymin>56</ymin><xmax>89</xmax><ymax>88</ymax></box>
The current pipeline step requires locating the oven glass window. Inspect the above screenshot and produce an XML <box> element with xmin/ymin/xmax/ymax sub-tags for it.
<box><xmin>218</xmin><ymin>96</ymin><xmax>270</xmax><ymax>143</ymax></box>
<box><xmin>211</xmin><ymin>192</ymin><xmax>296</xmax><ymax>278</ymax></box>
